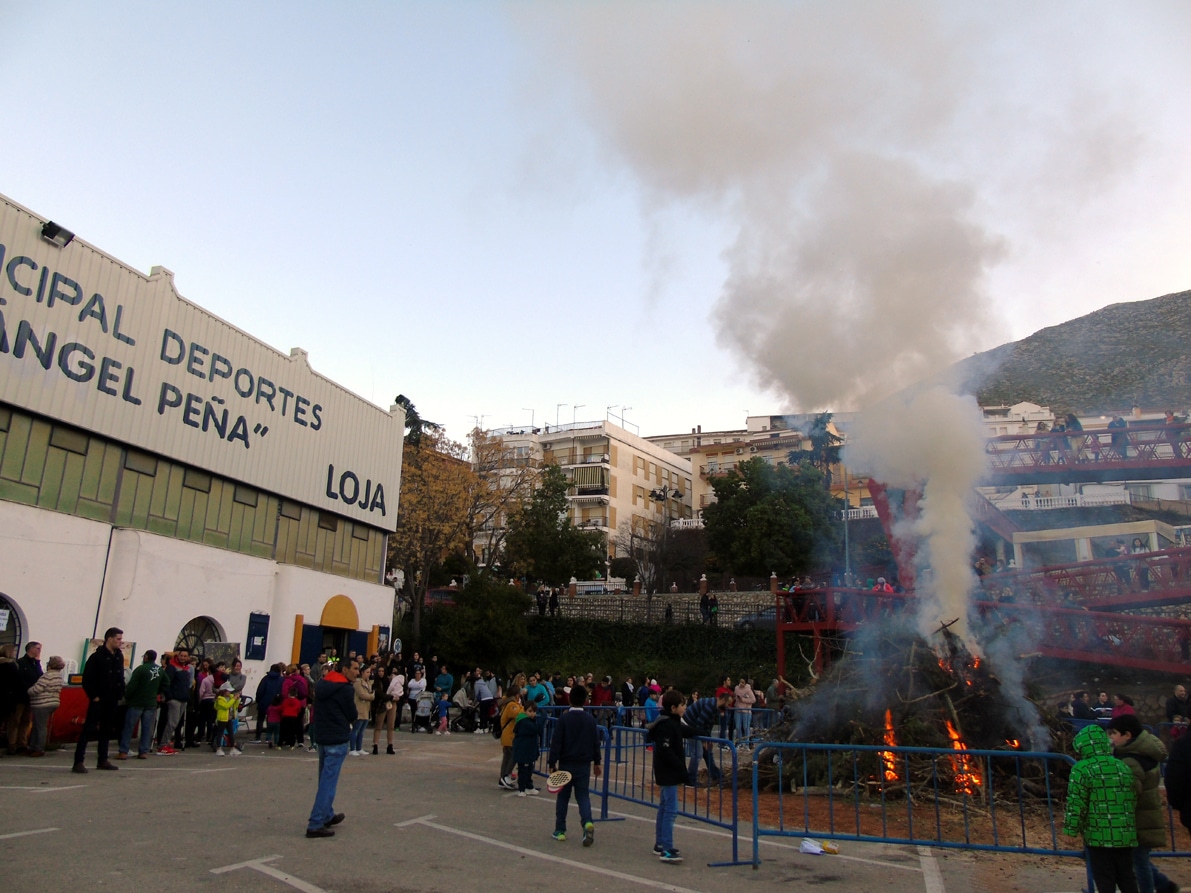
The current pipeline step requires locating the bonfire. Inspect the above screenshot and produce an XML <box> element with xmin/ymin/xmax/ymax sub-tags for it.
<box><xmin>758</xmin><ymin>621</ymin><xmax>1066</xmax><ymax>803</ymax></box>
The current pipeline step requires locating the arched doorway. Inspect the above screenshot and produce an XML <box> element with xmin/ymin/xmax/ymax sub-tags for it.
<box><xmin>298</xmin><ymin>595</ymin><xmax>367</xmax><ymax>665</ymax></box>
<box><xmin>0</xmin><ymin>593</ymin><xmax>23</xmax><ymax>651</ymax></box>
<box><xmin>175</xmin><ymin>616</ymin><xmax>225</xmax><ymax>658</ymax></box>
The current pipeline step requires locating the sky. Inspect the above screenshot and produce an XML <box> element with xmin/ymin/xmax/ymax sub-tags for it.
<box><xmin>4</xmin><ymin>2</ymin><xmax>1189</xmax><ymax>442</ymax></box>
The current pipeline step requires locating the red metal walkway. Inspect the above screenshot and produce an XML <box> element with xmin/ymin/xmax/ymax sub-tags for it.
<box><xmin>773</xmin><ymin>586</ymin><xmax>1191</xmax><ymax>678</ymax></box>
<box><xmin>984</xmin><ymin>423</ymin><xmax>1191</xmax><ymax>485</ymax></box>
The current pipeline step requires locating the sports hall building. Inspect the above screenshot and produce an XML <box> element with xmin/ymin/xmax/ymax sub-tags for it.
<box><xmin>0</xmin><ymin>193</ymin><xmax>404</xmax><ymax>684</ymax></box>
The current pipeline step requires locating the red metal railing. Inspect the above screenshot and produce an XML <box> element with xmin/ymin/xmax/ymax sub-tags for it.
<box><xmin>985</xmin><ymin>423</ymin><xmax>1191</xmax><ymax>477</ymax></box>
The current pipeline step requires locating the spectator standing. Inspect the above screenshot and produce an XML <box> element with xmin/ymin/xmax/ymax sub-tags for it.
<box><xmin>305</xmin><ymin>658</ymin><xmax>358</xmax><ymax>839</ymax></box>
<box><xmin>1111</xmin><ymin>694</ymin><xmax>1136</xmax><ymax>719</ymax></box>
<box><xmin>1063</xmin><ymin>724</ymin><xmax>1138</xmax><ymax>893</ymax></box>
<box><xmin>158</xmin><ymin>649</ymin><xmax>193</xmax><ymax>754</ymax></box>
<box><xmin>708</xmin><ymin>593</ymin><xmax>719</xmax><ymax>626</ymax></box>
<box><xmin>1094</xmin><ymin>691</ymin><xmax>1114</xmax><ymax>720</ymax></box>
<box><xmin>473</xmin><ymin>671</ymin><xmax>495</xmax><ymax>733</ymax></box>
<box><xmin>512</xmin><ymin>702</ymin><xmax>541</xmax><ymax>795</ymax></box>
<box><xmin>647</xmin><ymin>689</ymin><xmax>692</xmax><ymax>863</ymax></box>
<box><xmin>119</xmin><ymin>649</ymin><xmax>163</xmax><ymax>760</ymax></box>
<box><xmin>684</xmin><ymin>691</ymin><xmax>731</xmax><ymax>785</ymax></box>
<box><xmin>0</xmin><ymin>644</ymin><xmax>24</xmax><ymax>753</ymax></box>
<box><xmin>699</xmin><ymin>591</ymin><xmax>710</xmax><ymax>624</ymax></box>
<box><xmin>254</xmin><ymin>663</ymin><xmax>285</xmax><ymax>742</ymax></box>
<box><xmin>73</xmin><ymin>627</ymin><xmax>126</xmax><ymax>774</ymax></box>
<box><xmin>26</xmin><ymin>655</ymin><xmax>65</xmax><ymax>756</ymax></box>
<box><xmin>1107</xmin><ymin>714</ymin><xmax>1174</xmax><ymax>893</ymax></box>
<box><xmin>548</xmin><ymin>587</ymin><xmax>560</xmax><ymax>617</ymax></box>
<box><xmin>1167</xmin><ymin>684</ymin><xmax>1191</xmax><ymax>739</ymax></box>
<box><xmin>733</xmin><ymin>677</ymin><xmax>757</xmax><ymax>743</ymax></box>
<box><xmin>434</xmin><ymin>664</ymin><xmax>454</xmax><ymax>699</ymax></box>
<box><xmin>212</xmin><ymin>682</ymin><xmax>241</xmax><ymax>755</ymax></box>
<box><xmin>1164</xmin><ymin>730</ymin><xmax>1191</xmax><ymax>839</ymax></box>
<box><xmin>548</xmin><ymin>684</ymin><xmax>601</xmax><ymax>846</ymax></box>
<box><xmin>497</xmin><ymin>685</ymin><xmax>523</xmax><ymax>790</ymax></box>
<box><xmin>350</xmin><ymin>664</ymin><xmax>373</xmax><ymax>755</ymax></box>
<box><xmin>11</xmin><ymin>641</ymin><xmax>43</xmax><ymax>753</ymax></box>
<box><xmin>1071</xmin><ymin>691</ymin><xmax>1097</xmax><ymax>721</ymax></box>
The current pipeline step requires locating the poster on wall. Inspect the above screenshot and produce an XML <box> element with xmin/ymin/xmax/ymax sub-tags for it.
<box><xmin>245</xmin><ymin>613</ymin><xmax>270</xmax><ymax>661</ymax></box>
<box><xmin>82</xmin><ymin>638</ymin><xmax>136</xmax><ymax>670</ymax></box>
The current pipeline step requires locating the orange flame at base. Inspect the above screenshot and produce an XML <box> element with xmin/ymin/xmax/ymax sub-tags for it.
<box><xmin>881</xmin><ymin>709</ymin><xmax>899</xmax><ymax>782</ymax></box>
<box><xmin>944</xmin><ymin>720</ymin><xmax>984</xmax><ymax>796</ymax></box>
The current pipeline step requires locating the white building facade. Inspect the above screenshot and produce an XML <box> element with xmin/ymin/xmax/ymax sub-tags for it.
<box><xmin>0</xmin><ymin>193</ymin><xmax>404</xmax><ymax>685</ymax></box>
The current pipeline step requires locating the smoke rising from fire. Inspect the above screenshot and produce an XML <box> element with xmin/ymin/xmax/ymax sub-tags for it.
<box><xmin>847</xmin><ymin>386</ymin><xmax>988</xmax><ymax>638</ymax></box>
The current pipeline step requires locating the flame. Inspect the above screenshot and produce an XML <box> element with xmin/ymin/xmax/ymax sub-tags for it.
<box><xmin>971</xmin><ymin>657</ymin><xmax>981</xmax><ymax>670</ymax></box>
<box><xmin>1006</xmin><ymin>738</ymin><xmax>1020</xmax><ymax>749</ymax></box>
<box><xmin>943</xmin><ymin>720</ymin><xmax>983</xmax><ymax>796</ymax></box>
<box><xmin>881</xmin><ymin>709</ymin><xmax>899</xmax><ymax>782</ymax></box>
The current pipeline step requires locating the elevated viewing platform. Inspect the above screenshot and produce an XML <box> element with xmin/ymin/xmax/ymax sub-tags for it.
<box><xmin>984</xmin><ymin>423</ymin><xmax>1191</xmax><ymax>484</ymax></box>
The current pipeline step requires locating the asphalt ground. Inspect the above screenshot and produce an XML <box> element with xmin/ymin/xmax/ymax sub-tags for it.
<box><xmin>0</xmin><ymin>732</ymin><xmax>1101</xmax><ymax>893</ymax></box>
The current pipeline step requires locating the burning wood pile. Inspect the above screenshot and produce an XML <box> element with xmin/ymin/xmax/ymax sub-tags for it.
<box><xmin>759</xmin><ymin>622</ymin><xmax>1064</xmax><ymax>802</ymax></box>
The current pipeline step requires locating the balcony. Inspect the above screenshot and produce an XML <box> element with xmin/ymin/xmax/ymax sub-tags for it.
<box><xmin>574</xmin><ymin>516</ymin><xmax>609</xmax><ymax>529</ymax></box>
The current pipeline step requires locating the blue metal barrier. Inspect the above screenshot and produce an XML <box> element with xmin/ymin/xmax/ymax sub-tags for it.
<box><xmin>539</xmin><ymin>715</ymin><xmax>749</xmax><ymax>866</ymax></box>
<box><xmin>751</xmin><ymin>742</ymin><xmax>1086</xmax><ymax>871</ymax></box>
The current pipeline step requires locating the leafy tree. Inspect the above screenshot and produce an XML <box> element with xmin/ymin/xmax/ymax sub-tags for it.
<box><xmin>466</xmin><ymin>428</ymin><xmax>542</xmax><ymax>572</ymax></box>
<box><xmin>504</xmin><ymin>464</ymin><xmax>606</xmax><ymax>584</ymax></box>
<box><xmin>431</xmin><ymin>575</ymin><xmax>532</xmax><ymax>677</ymax></box>
<box><xmin>703</xmin><ymin>457</ymin><xmax>842</xmax><ymax>576</ymax></box>
<box><xmin>394</xmin><ymin>394</ymin><xmax>440</xmax><ymax>448</ymax></box>
<box><xmin>797</xmin><ymin>412</ymin><xmax>844</xmax><ymax>489</ymax></box>
<box><xmin>388</xmin><ymin>430</ymin><xmax>475</xmax><ymax>643</ymax></box>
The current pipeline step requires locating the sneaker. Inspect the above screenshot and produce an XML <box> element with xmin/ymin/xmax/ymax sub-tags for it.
<box><xmin>231</xmin><ymin>748</ymin><xmax>242</xmax><ymax>756</ymax></box>
<box><xmin>499</xmin><ymin>777</ymin><xmax>516</xmax><ymax>790</ymax></box>
<box><xmin>435</xmin><ymin>730</ymin><xmax>442</xmax><ymax>735</ymax></box>
<box><xmin>358</xmin><ymin>749</ymin><xmax>369</xmax><ymax>756</ymax></box>
<box><xmin>444</xmin><ymin>731</ymin><xmax>451</xmax><ymax>736</ymax></box>
<box><xmin>72</xmin><ymin>763</ymin><xmax>88</xmax><ymax>774</ymax></box>
<box><xmin>583</xmin><ymin>822</ymin><xmax>595</xmax><ymax>847</ymax></box>
<box><xmin>305</xmin><ymin>827</ymin><xmax>335</xmax><ymax>839</ymax></box>
<box><xmin>348</xmin><ymin>750</ymin><xmax>359</xmax><ymax>757</ymax></box>
<box><xmin>552</xmin><ymin>831</ymin><xmax>566</xmax><ymax>842</ymax></box>
<box><xmin>158</xmin><ymin>745</ymin><xmax>178</xmax><ymax>755</ymax></box>
<box><xmin>653</xmin><ymin>844</ymin><xmax>664</xmax><ymax>855</ymax></box>
<box><xmin>517</xmin><ymin>790</ymin><xmax>527</xmax><ymax>797</ymax></box>
<box><xmin>527</xmin><ymin>787</ymin><xmax>539</xmax><ymax>795</ymax></box>
<box><xmin>216</xmin><ymin>748</ymin><xmax>226</xmax><ymax>756</ymax></box>
<box><xmin>659</xmin><ymin>849</ymin><xmax>683</xmax><ymax>863</ymax></box>
<box><xmin>474</xmin><ymin>728</ymin><xmax>484</xmax><ymax>734</ymax></box>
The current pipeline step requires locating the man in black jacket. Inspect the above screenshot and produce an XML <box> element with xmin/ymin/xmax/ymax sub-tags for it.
<box><xmin>305</xmin><ymin>658</ymin><xmax>358</xmax><ymax>838</ymax></box>
<box><xmin>73</xmin><ymin>628</ymin><xmax>126</xmax><ymax>773</ymax></box>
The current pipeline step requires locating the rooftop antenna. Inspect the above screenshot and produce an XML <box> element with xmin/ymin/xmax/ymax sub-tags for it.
<box><xmin>556</xmin><ymin>403</ymin><xmax>567</xmax><ymax>427</ymax></box>
<box><xmin>573</xmin><ymin>404</ymin><xmax>585</xmax><ymax>426</ymax></box>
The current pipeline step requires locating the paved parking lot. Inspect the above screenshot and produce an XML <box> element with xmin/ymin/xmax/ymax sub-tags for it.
<box><xmin>1</xmin><ymin>733</ymin><xmax>1095</xmax><ymax>892</ymax></box>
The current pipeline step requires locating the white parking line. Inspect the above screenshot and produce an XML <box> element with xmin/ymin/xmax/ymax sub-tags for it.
<box><xmin>0</xmin><ymin>785</ymin><xmax>86</xmax><ymax>793</ymax></box>
<box><xmin>0</xmin><ymin>827</ymin><xmax>59</xmax><ymax>840</ymax></box>
<box><xmin>396</xmin><ymin>814</ymin><xmax>710</xmax><ymax>893</ymax></box>
<box><xmin>917</xmin><ymin>846</ymin><xmax>946</xmax><ymax>893</ymax></box>
<box><xmin>211</xmin><ymin>855</ymin><xmax>326</xmax><ymax>893</ymax></box>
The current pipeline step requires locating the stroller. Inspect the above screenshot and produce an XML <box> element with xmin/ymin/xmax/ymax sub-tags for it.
<box><xmin>412</xmin><ymin>690</ymin><xmax>436</xmax><ymax>733</ymax></box>
<box><xmin>450</xmin><ymin>703</ymin><xmax>478</xmax><ymax>734</ymax></box>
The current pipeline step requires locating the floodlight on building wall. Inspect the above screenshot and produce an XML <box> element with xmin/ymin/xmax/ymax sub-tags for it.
<box><xmin>41</xmin><ymin>221</ymin><xmax>75</xmax><ymax>248</ymax></box>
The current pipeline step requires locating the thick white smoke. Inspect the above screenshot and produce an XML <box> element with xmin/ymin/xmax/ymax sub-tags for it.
<box><xmin>847</xmin><ymin>386</ymin><xmax>989</xmax><ymax>639</ymax></box>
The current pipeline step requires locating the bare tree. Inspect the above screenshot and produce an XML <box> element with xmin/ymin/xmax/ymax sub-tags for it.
<box><xmin>466</xmin><ymin>429</ymin><xmax>543</xmax><ymax>572</ymax></box>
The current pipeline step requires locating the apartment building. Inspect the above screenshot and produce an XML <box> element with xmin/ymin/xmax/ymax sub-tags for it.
<box><xmin>479</xmin><ymin>420</ymin><xmax>692</xmax><ymax>566</ymax></box>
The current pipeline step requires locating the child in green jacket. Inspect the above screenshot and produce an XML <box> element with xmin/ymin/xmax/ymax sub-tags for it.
<box><xmin>1064</xmin><ymin>724</ymin><xmax>1138</xmax><ymax>893</ymax></box>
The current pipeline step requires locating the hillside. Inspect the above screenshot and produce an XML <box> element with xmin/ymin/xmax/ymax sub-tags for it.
<box><xmin>949</xmin><ymin>289</ymin><xmax>1191</xmax><ymax>414</ymax></box>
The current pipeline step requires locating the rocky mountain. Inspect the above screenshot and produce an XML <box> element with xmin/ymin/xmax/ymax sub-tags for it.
<box><xmin>948</xmin><ymin>289</ymin><xmax>1191</xmax><ymax>415</ymax></box>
